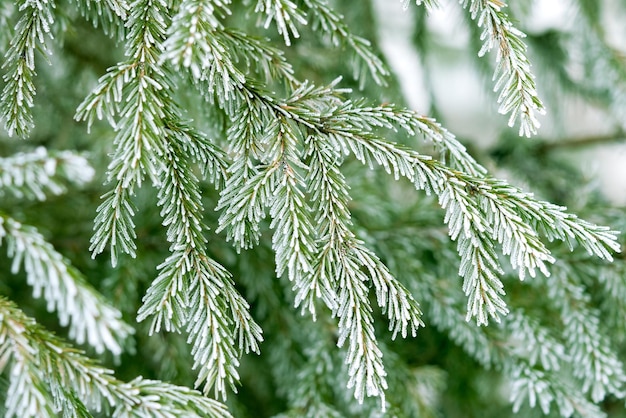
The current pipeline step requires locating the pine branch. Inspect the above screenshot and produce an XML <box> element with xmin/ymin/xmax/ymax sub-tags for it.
<box><xmin>301</xmin><ymin>0</ymin><xmax>390</xmax><ymax>86</ymax></box>
<box><xmin>137</xmin><ymin>133</ymin><xmax>261</xmax><ymax>399</ymax></box>
<box><xmin>269</xmin><ymin>81</ymin><xmax>618</xmax><ymax>323</ymax></box>
<box><xmin>0</xmin><ymin>147</ymin><xmax>94</xmax><ymax>201</ymax></box>
<box><xmin>1</xmin><ymin>0</ymin><xmax>56</xmax><ymax>138</ymax></box>
<box><xmin>510</xmin><ymin>365</ymin><xmax>607</xmax><ymax>418</ymax></box>
<box><xmin>0</xmin><ymin>297</ymin><xmax>233</xmax><ymax>417</ymax></box>
<box><xmin>253</xmin><ymin>0</ymin><xmax>306</xmax><ymax>46</ymax></box>
<box><xmin>69</xmin><ymin>0</ymin><xmax>128</xmax><ymax>37</ymax></box>
<box><xmin>548</xmin><ymin>263</ymin><xmax>626</xmax><ymax>403</ymax></box>
<box><xmin>459</xmin><ymin>0</ymin><xmax>546</xmax><ymax>137</ymax></box>
<box><xmin>76</xmin><ymin>0</ymin><xmax>173</xmax><ymax>264</ymax></box>
<box><xmin>0</xmin><ymin>214</ymin><xmax>134</xmax><ymax>355</ymax></box>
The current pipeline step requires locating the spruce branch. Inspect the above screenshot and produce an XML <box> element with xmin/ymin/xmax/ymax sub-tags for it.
<box><xmin>77</xmin><ymin>0</ymin><xmax>262</xmax><ymax>399</ymax></box>
<box><xmin>69</xmin><ymin>0</ymin><xmax>129</xmax><ymax>37</ymax></box>
<box><xmin>265</xmin><ymin>119</ymin><xmax>317</xmax><ymax>282</ymax></box>
<box><xmin>0</xmin><ymin>215</ymin><xmax>134</xmax><ymax>355</ymax></box>
<box><xmin>89</xmin><ymin>184</ymin><xmax>138</xmax><ymax>267</ymax></box>
<box><xmin>0</xmin><ymin>148</ymin><xmax>131</xmax><ymax>355</ymax></box>
<box><xmin>275</xmin><ymin>80</ymin><xmax>485</xmax><ymax>176</ymax></box>
<box><xmin>1</xmin><ymin>0</ymin><xmax>624</xmax><ymax>416</ymax></box>
<box><xmin>163</xmin><ymin>0</ymin><xmax>295</xmax><ymax>85</ymax></box>
<box><xmin>1</xmin><ymin>0</ymin><xmax>56</xmax><ymax>138</ymax></box>
<box><xmin>337</xmin><ymin>261</ymin><xmax>388</xmax><ymax>407</ymax></box>
<box><xmin>219</xmin><ymin>78</ymin><xmax>618</xmax><ymax>326</ymax></box>
<box><xmin>137</xmin><ymin>136</ymin><xmax>262</xmax><ymax>399</ymax></box>
<box><xmin>459</xmin><ymin>0</ymin><xmax>546</xmax><ymax>137</ymax></box>
<box><xmin>302</xmin><ymin>129</ymin><xmax>424</xmax><ymax>337</ymax></box>
<box><xmin>0</xmin><ymin>297</ymin><xmax>233</xmax><ymax>417</ymax></box>
<box><xmin>4</xmin><ymin>345</ymin><xmax>57</xmax><ymax>418</ymax></box>
<box><xmin>505</xmin><ymin>311</ymin><xmax>565</xmax><ymax>372</ymax></box>
<box><xmin>212</xmin><ymin>80</ymin><xmax>427</xmax><ymax>407</ymax></box>
<box><xmin>297</xmin><ymin>133</ymin><xmax>349</xmax><ymax>316</ymax></box>
<box><xmin>164</xmin><ymin>119</ymin><xmax>229</xmax><ymax>188</ymax></box>
<box><xmin>253</xmin><ymin>0</ymin><xmax>306</xmax><ymax>46</ymax></box>
<box><xmin>413</xmin><ymin>275</ymin><xmax>604</xmax><ymax>417</ymax></box>
<box><xmin>216</xmin><ymin>163</ymin><xmax>275</xmax><ymax>250</ymax></box>
<box><xmin>445</xmin><ymin>189</ymin><xmax>509</xmax><ymax>324</ymax></box>
<box><xmin>215</xmin><ymin>29</ymin><xmax>296</xmax><ymax>83</ymax></box>
<box><xmin>548</xmin><ymin>264</ymin><xmax>626</xmax><ymax>403</ymax></box>
<box><xmin>185</xmin><ymin>256</ymin><xmax>263</xmax><ymax>399</ymax></box>
<box><xmin>510</xmin><ymin>364</ymin><xmax>606</xmax><ymax>418</ymax></box>
<box><xmin>286</xmin><ymin>330</ymin><xmax>343</xmax><ymax>416</ymax></box>
<box><xmin>163</xmin><ymin>0</ymin><xmax>240</xmax><ymax>82</ymax></box>
<box><xmin>565</xmin><ymin>310</ymin><xmax>626</xmax><ymax>402</ymax></box>
<box><xmin>272</xmin><ymin>81</ymin><xmax>618</xmax><ymax>323</ymax></box>
<box><xmin>77</xmin><ymin>0</ymin><xmax>173</xmax><ymax>264</ymax></box>
<box><xmin>0</xmin><ymin>147</ymin><xmax>95</xmax><ymax>201</ymax></box>
<box><xmin>301</xmin><ymin>0</ymin><xmax>390</xmax><ymax>86</ymax></box>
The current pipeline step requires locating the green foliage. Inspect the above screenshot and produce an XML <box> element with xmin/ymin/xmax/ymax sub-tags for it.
<box><xmin>1</xmin><ymin>0</ymin><xmax>626</xmax><ymax>417</ymax></box>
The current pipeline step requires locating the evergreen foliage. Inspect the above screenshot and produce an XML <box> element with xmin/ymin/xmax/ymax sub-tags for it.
<box><xmin>1</xmin><ymin>0</ymin><xmax>625</xmax><ymax>416</ymax></box>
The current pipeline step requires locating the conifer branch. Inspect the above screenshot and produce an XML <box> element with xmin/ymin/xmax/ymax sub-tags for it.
<box><xmin>282</xmin><ymin>337</ymin><xmax>344</xmax><ymax>417</ymax></box>
<box><xmin>301</xmin><ymin>0</ymin><xmax>390</xmax><ymax>86</ymax></box>
<box><xmin>1</xmin><ymin>0</ymin><xmax>56</xmax><ymax>138</ymax></box>
<box><xmin>70</xmin><ymin>0</ymin><xmax>129</xmax><ymax>37</ymax></box>
<box><xmin>272</xmin><ymin>82</ymin><xmax>618</xmax><ymax>323</ymax></box>
<box><xmin>137</xmin><ymin>134</ymin><xmax>262</xmax><ymax>399</ymax></box>
<box><xmin>0</xmin><ymin>215</ymin><xmax>134</xmax><ymax>355</ymax></box>
<box><xmin>510</xmin><ymin>365</ymin><xmax>606</xmax><ymax>418</ymax></box>
<box><xmin>215</xmin><ymin>29</ymin><xmax>296</xmax><ymax>83</ymax></box>
<box><xmin>214</xmin><ymin>77</ymin><xmax>619</xmax><ymax>327</ymax></box>
<box><xmin>548</xmin><ymin>264</ymin><xmax>626</xmax><ymax>403</ymax></box>
<box><xmin>459</xmin><ymin>0</ymin><xmax>546</xmax><ymax>137</ymax></box>
<box><xmin>163</xmin><ymin>0</ymin><xmax>295</xmax><ymax>85</ymax></box>
<box><xmin>0</xmin><ymin>297</ymin><xmax>233</xmax><ymax>417</ymax></box>
<box><xmin>76</xmin><ymin>0</ymin><xmax>262</xmax><ymax>399</ymax></box>
<box><xmin>0</xmin><ymin>147</ymin><xmax>94</xmax><ymax>200</ymax></box>
<box><xmin>253</xmin><ymin>0</ymin><xmax>306</xmax><ymax>46</ymax></box>
<box><xmin>415</xmin><ymin>277</ymin><xmax>606</xmax><ymax>417</ymax></box>
<box><xmin>163</xmin><ymin>0</ymin><xmax>241</xmax><ymax>83</ymax></box>
<box><xmin>505</xmin><ymin>312</ymin><xmax>565</xmax><ymax>373</ymax></box>
<box><xmin>0</xmin><ymin>148</ymin><xmax>131</xmax><ymax>355</ymax></box>
<box><xmin>77</xmin><ymin>0</ymin><xmax>173</xmax><ymax>264</ymax></box>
